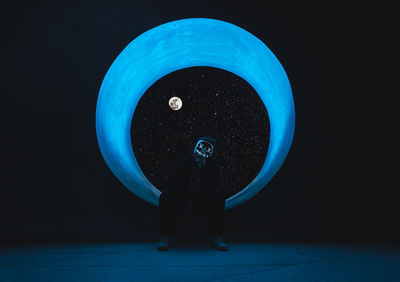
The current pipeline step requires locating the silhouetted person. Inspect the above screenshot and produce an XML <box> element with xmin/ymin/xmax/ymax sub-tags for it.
<box><xmin>157</xmin><ymin>137</ymin><xmax>228</xmax><ymax>251</ymax></box>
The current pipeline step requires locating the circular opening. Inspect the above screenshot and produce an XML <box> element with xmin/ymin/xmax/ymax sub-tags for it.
<box><xmin>131</xmin><ymin>66</ymin><xmax>270</xmax><ymax>198</ymax></box>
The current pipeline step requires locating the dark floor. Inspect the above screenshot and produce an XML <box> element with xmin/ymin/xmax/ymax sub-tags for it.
<box><xmin>1</xmin><ymin>242</ymin><xmax>399</xmax><ymax>281</ymax></box>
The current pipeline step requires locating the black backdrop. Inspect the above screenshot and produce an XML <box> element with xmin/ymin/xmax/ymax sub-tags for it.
<box><xmin>1</xmin><ymin>1</ymin><xmax>397</xmax><ymax>242</ymax></box>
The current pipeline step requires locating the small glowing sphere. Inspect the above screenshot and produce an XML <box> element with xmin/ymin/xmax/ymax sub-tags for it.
<box><xmin>168</xmin><ymin>96</ymin><xmax>182</xmax><ymax>110</ymax></box>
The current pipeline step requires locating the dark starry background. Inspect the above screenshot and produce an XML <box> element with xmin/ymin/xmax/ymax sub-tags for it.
<box><xmin>131</xmin><ymin>67</ymin><xmax>270</xmax><ymax>198</ymax></box>
<box><xmin>1</xmin><ymin>0</ymin><xmax>398</xmax><ymax>241</ymax></box>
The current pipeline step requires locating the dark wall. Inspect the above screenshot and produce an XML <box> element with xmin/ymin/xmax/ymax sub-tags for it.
<box><xmin>1</xmin><ymin>1</ymin><xmax>397</xmax><ymax>241</ymax></box>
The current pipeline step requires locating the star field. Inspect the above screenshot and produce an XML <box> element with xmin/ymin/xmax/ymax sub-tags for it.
<box><xmin>131</xmin><ymin>67</ymin><xmax>270</xmax><ymax>198</ymax></box>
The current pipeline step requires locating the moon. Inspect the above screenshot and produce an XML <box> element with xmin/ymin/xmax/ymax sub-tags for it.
<box><xmin>96</xmin><ymin>18</ymin><xmax>295</xmax><ymax>209</ymax></box>
<box><xmin>169</xmin><ymin>96</ymin><xmax>182</xmax><ymax>110</ymax></box>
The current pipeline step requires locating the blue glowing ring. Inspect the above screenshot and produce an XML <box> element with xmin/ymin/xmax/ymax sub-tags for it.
<box><xmin>96</xmin><ymin>18</ymin><xmax>295</xmax><ymax>209</ymax></box>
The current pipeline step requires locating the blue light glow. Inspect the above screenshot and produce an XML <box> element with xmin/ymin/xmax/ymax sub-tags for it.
<box><xmin>96</xmin><ymin>18</ymin><xmax>295</xmax><ymax>209</ymax></box>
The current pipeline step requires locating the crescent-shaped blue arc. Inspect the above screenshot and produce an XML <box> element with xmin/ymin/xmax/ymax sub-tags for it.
<box><xmin>96</xmin><ymin>18</ymin><xmax>295</xmax><ymax>210</ymax></box>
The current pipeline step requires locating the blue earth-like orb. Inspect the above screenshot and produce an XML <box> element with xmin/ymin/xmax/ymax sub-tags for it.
<box><xmin>96</xmin><ymin>18</ymin><xmax>295</xmax><ymax>209</ymax></box>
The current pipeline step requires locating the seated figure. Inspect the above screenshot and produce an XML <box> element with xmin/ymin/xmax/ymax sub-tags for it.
<box><xmin>157</xmin><ymin>136</ymin><xmax>228</xmax><ymax>251</ymax></box>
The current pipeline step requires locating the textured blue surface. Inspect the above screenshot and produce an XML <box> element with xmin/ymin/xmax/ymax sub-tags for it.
<box><xmin>96</xmin><ymin>18</ymin><xmax>295</xmax><ymax>209</ymax></box>
<box><xmin>2</xmin><ymin>243</ymin><xmax>399</xmax><ymax>281</ymax></box>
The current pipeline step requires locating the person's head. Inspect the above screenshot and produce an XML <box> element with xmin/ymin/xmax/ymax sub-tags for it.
<box><xmin>193</xmin><ymin>137</ymin><xmax>216</xmax><ymax>167</ymax></box>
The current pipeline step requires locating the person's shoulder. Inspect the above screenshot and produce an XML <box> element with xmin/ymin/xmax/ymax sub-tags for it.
<box><xmin>183</xmin><ymin>155</ymin><xmax>194</xmax><ymax>164</ymax></box>
<box><xmin>169</xmin><ymin>156</ymin><xmax>193</xmax><ymax>182</ymax></box>
<box><xmin>176</xmin><ymin>155</ymin><xmax>194</xmax><ymax>169</ymax></box>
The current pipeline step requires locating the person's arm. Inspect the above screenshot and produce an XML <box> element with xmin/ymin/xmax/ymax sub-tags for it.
<box><xmin>206</xmin><ymin>160</ymin><xmax>222</xmax><ymax>192</ymax></box>
<box><xmin>166</xmin><ymin>157</ymin><xmax>188</xmax><ymax>193</ymax></box>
